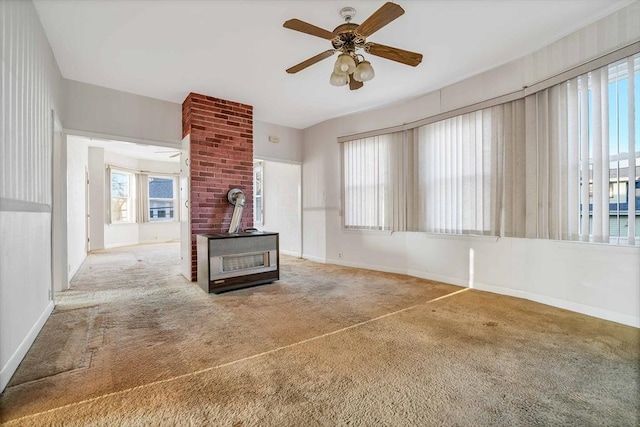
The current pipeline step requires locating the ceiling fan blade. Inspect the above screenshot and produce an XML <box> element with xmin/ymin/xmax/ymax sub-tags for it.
<box><xmin>356</xmin><ymin>2</ymin><xmax>404</xmax><ymax>38</ymax></box>
<box><xmin>286</xmin><ymin>50</ymin><xmax>335</xmax><ymax>74</ymax></box>
<box><xmin>283</xmin><ymin>19</ymin><xmax>336</xmax><ymax>40</ymax></box>
<box><xmin>349</xmin><ymin>75</ymin><xmax>363</xmax><ymax>90</ymax></box>
<box><xmin>365</xmin><ymin>43</ymin><xmax>423</xmax><ymax>67</ymax></box>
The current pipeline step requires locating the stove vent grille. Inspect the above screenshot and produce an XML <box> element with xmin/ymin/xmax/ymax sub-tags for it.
<box><xmin>222</xmin><ymin>253</ymin><xmax>267</xmax><ymax>272</ymax></box>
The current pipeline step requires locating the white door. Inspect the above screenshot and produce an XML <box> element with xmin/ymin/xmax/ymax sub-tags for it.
<box><xmin>260</xmin><ymin>160</ymin><xmax>302</xmax><ymax>257</ymax></box>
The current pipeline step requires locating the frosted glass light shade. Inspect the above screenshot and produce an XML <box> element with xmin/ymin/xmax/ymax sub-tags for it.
<box><xmin>329</xmin><ymin>72</ymin><xmax>349</xmax><ymax>86</ymax></box>
<box><xmin>353</xmin><ymin>61</ymin><xmax>375</xmax><ymax>82</ymax></box>
<box><xmin>333</xmin><ymin>54</ymin><xmax>356</xmax><ymax>75</ymax></box>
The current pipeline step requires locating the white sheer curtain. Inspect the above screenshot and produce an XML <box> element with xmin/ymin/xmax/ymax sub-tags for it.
<box><xmin>525</xmin><ymin>53</ymin><xmax>638</xmax><ymax>244</ymax></box>
<box><xmin>416</xmin><ymin>101</ymin><xmax>524</xmax><ymax>235</ymax></box>
<box><xmin>136</xmin><ymin>173</ymin><xmax>149</xmax><ymax>223</ymax></box>
<box><xmin>106</xmin><ymin>166</ymin><xmax>112</xmax><ymax>224</ymax></box>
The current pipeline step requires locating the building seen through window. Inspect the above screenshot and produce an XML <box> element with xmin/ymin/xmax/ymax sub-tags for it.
<box><xmin>148</xmin><ymin>177</ymin><xmax>175</xmax><ymax>221</ymax></box>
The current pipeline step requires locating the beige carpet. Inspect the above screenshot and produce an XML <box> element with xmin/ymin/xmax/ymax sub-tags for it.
<box><xmin>0</xmin><ymin>242</ymin><xmax>638</xmax><ymax>426</ymax></box>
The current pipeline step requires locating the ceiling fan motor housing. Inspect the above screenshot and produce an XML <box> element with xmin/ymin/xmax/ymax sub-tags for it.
<box><xmin>331</xmin><ymin>23</ymin><xmax>366</xmax><ymax>54</ymax></box>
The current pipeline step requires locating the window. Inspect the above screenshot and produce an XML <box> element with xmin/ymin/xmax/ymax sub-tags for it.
<box><xmin>109</xmin><ymin>168</ymin><xmax>179</xmax><ymax>224</ymax></box>
<box><xmin>342</xmin><ymin>132</ymin><xmax>406</xmax><ymax>230</ymax></box>
<box><xmin>341</xmin><ymin>53</ymin><xmax>638</xmax><ymax>246</ymax></box>
<box><xmin>111</xmin><ymin>170</ymin><xmax>135</xmax><ymax>223</ymax></box>
<box><xmin>609</xmin><ymin>181</ymin><xmax>628</xmax><ymax>204</ymax></box>
<box><xmin>342</xmin><ymin>102</ymin><xmax>522</xmax><ymax>234</ymax></box>
<box><xmin>605</xmin><ymin>55</ymin><xmax>639</xmax><ymax>241</ymax></box>
<box><xmin>416</xmin><ymin>102</ymin><xmax>523</xmax><ymax>236</ymax></box>
<box><xmin>526</xmin><ymin>53</ymin><xmax>639</xmax><ymax>243</ymax></box>
<box><xmin>148</xmin><ymin>176</ymin><xmax>176</xmax><ymax>221</ymax></box>
<box><xmin>254</xmin><ymin>161</ymin><xmax>264</xmax><ymax>225</ymax></box>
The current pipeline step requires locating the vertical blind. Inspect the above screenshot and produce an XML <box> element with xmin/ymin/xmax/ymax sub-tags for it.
<box><xmin>526</xmin><ymin>53</ymin><xmax>639</xmax><ymax>244</ymax></box>
<box><xmin>343</xmin><ymin>131</ymin><xmax>406</xmax><ymax>230</ymax></box>
<box><xmin>341</xmin><ymin>52</ymin><xmax>639</xmax><ymax>246</ymax></box>
<box><xmin>416</xmin><ymin>101</ymin><xmax>525</xmax><ymax>235</ymax></box>
<box><xmin>343</xmin><ymin>102</ymin><xmax>524</xmax><ymax>236</ymax></box>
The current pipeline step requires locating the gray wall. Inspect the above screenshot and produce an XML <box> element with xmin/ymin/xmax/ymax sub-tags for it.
<box><xmin>63</xmin><ymin>79</ymin><xmax>183</xmax><ymax>146</ymax></box>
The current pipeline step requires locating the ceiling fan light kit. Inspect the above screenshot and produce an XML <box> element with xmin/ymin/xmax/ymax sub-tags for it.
<box><xmin>284</xmin><ymin>2</ymin><xmax>422</xmax><ymax>91</ymax></box>
<box><xmin>330</xmin><ymin>71</ymin><xmax>350</xmax><ymax>87</ymax></box>
<box><xmin>353</xmin><ymin>60</ymin><xmax>374</xmax><ymax>82</ymax></box>
<box><xmin>334</xmin><ymin>53</ymin><xmax>357</xmax><ymax>75</ymax></box>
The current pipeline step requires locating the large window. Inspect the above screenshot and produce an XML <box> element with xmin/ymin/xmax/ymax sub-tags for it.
<box><xmin>416</xmin><ymin>102</ymin><xmax>523</xmax><ymax>236</ymax></box>
<box><xmin>148</xmin><ymin>176</ymin><xmax>176</xmax><ymax>221</ymax></box>
<box><xmin>341</xmin><ymin>52</ymin><xmax>639</xmax><ymax>246</ymax></box>
<box><xmin>526</xmin><ymin>53</ymin><xmax>639</xmax><ymax>243</ymax></box>
<box><xmin>342</xmin><ymin>101</ymin><xmax>522</xmax><ymax>235</ymax></box>
<box><xmin>109</xmin><ymin>168</ymin><xmax>179</xmax><ymax>224</ymax></box>
<box><xmin>111</xmin><ymin>170</ymin><xmax>134</xmax><ymax>223</ymax></box>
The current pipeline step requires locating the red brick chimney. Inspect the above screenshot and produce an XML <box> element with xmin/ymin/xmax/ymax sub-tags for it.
<box><xmin>182</xmin><ymin>93</ymin><xmax>254</xmax><ymax>281</ymax></box>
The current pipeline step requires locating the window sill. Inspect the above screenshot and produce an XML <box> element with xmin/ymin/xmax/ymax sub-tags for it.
<box><xmin>342</xmin><ymin>228</ymin><xmax>394</xmax><ymax>236</ymax></box>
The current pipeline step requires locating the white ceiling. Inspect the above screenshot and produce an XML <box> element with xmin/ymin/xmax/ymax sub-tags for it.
<box><xmin>34</xmin><ymin>0</ymin><xmax>631</xmax><ymax>129</ymax></box>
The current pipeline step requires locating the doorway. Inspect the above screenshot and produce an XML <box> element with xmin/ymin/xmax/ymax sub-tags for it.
<box><xmin>66</xmin><ymin>134</ymin><xmax>182</xmax><ymax>282</ymax></box>
<box><xmin>256</xmin><ymin>159</ymin><xmax>302</xmax><ymax>257</ymax></box>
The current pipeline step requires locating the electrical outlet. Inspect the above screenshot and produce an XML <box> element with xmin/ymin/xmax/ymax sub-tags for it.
<box><xmin>338</xmin><ymin>252</ymin><xmax>343</xmax><ymax>259</ymax></box>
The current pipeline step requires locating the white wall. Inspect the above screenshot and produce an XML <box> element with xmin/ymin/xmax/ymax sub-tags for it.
<box><xmin>63</xmin><ymin>79</ymin><xmax>182</xmax><ymax>147</ymax></box>
<box><xmin>261</xmin><ymin>160</ymin><xmax>302</xmax><ymax>256</ymax></box>
<box><xmin>66</xmin><ymin>136</ymin><xmax>89</xmax><ymax>280</ymax></box>
<box><xmin>0</xmin><ymin>0</ymin><xmax>63</xmax><ymax>391</ymax></box>
<box><xmin>254</xmin><ymin>120</ymin><xmax>303</xmax><ymax>163</ymax></box>
<box><xmin>302</xmin><ymin>2</ymin><xmax>640</xmax><ymax>327</ymax></box>
<box><xmin>88</xmin><ymin>147</ymin><xmax>105</xmax><ymax>251</ymax></box>
<box><xmin>254</xmin><ymin>121</ymin><xmax>304</xmax><ymax>257</ymax></box>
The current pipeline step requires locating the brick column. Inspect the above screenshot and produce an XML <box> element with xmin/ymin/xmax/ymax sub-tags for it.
<box><xmin>182</xmin><ymin>93</ymin><xmax>254</xmax><ymax>281</ymax></box>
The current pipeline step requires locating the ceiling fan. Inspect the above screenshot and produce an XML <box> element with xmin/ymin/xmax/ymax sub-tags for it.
<box><xmin>284</xmin><ymin>2</ymin><xmax>423</xmax><ymax>90</ymax></box>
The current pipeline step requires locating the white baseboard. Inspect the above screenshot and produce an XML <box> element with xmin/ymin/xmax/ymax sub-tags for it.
<box><xmin>0</xmin><ymin>300</ymin><xmax>55</xmax><ymax>392</ymax></box>
<box><xmin>104</xmin><ymin>241</ymin><xmax>139</xmax><ymax>249</ymax></box>
<box><xmin>473</xmin><ymin>282</ymin><xmax>640</xmax><ymax>328</ymax></box>
<box><xmin>406</xmin><ymin>269</ymin><xmax>468</xmax><ymax>288</ymax></box>
<box><xmin>329</xmin><ymin>258</ymin><xmax>407</xmax><ymax>275</ymax></box>
<box><xmin>317</xmin><ymin>258</ymin><xmax>639</xmax><ymax>328</ymax></box>
<box><xmin>326</xmin><ymin>258</ymin><xmax>469</xmax><ymax>289</ymax></box>
<box><xmin>301</xmin><ymin>254</ymin><xmax>326</xmax><ymax>263</ymax></box>
<box><xmin>280</xmin><ymin>249</ymin><xmax>302</xmax><ymax>257</ymax></box>
<box><xmin>68</xmin><ymin>254</ymin><xmax>86</xmax><ymax>283</ymax></box>
<box><xmin>104</xmin><ymin>239</ymin><xmax>179</xmax><ymax>250</ymax></box>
